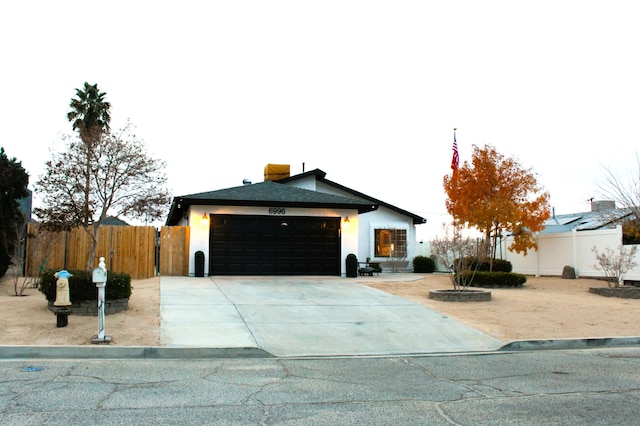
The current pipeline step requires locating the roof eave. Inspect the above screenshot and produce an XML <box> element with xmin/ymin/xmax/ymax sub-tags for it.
<box><xmin>166</xmin><ymin>198</ymin><xmax>378</xmax><ymax>226</ymax></box>
<box><xmin>313</xmin><ymin>176</ymin><xmax>426</xmax><ymax>225</ymax></box>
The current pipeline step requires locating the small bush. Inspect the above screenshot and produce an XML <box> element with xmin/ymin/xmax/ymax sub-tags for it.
<box><xmin>489</xmin><ymin>259</ymin><xmax>513</xmax><ymax>273</ymax></box>
<box><xmin>412</xmin><ymin>256</ymin><xmax>436</xmax><ymax>273</ymax></box>
<box><xmin>39</xmin><ymin>269</ymin><xmax>132</xmax><ymax>302</ymax></box>
<box><xmin>460</xmin><ymin>271</ymin><xmax>526</xmax><ymax>288</ymax></box>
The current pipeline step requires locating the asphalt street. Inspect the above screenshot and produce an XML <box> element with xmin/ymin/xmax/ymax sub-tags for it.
<box><xmin>2</xmin><ymin>348</ymin><xmax>640</xmax><ymax>425</ymax></box>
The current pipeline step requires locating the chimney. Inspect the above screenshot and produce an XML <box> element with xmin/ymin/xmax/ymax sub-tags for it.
<box><xmin>591</xmin><ymin>200</ymin><xmax>616</xmax><ymax>212</ymax></box>
<box><xmin>264</xmin><ymin>164</ymin><xmax>290</xmax><ymax>181</ymax></box>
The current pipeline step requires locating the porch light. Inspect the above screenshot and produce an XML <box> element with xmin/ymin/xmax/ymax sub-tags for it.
<box><xmin>201</xmin><ymin>213</ymin><xmax>209</xmax><ymax>227</ymax></box>
<box><xmin>343</xmin><ymin>216</ymin><xmax>350</xmax><ymax>229</ymax></box>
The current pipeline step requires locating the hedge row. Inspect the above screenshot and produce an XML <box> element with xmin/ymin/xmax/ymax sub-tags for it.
<box><xmin>412</xmin><ymin>256</ymin><xmax>513</xmax><ymax>274</ymax></box>
<box><xmin>460</xmin><ymin>271</ymin><xmax>527</xmax><ymax>288</ymax></box>
<box><xmin>456</xmin><ymin>257</ymin><xmax>513</xmax><ymax>273</ymax></box>
<box><xmin>39</xmin><ymin>269</ymin><xmax>132</xmax><ymax>302</ymax></box>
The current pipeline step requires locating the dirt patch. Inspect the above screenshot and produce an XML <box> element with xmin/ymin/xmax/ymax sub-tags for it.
<box><xmin>0</xmin><ymin>275</ymin><xmax>160</xmax><ymax>346</ymax></box>
<box><xmin>363</xmin><ymin>274</ymin><xmax>640</xmax><ymax>342</ymax></box>
<box><xmin>1</xmin><ymin>273</ymin><xmax>639</xmax><ymax>346</ymax></box>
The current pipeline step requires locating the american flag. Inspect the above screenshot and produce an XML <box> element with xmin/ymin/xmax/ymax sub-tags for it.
<box><xmin>451</xmin><ymin>128</ymin><xmax>459</xmax><ymax>171</ymax></box>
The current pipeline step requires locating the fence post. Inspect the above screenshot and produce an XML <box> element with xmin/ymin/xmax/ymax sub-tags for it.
<box><xmin>571</xmin><ymin>229</ymin><xmax>578</xmax><ymax>277</ymax></box>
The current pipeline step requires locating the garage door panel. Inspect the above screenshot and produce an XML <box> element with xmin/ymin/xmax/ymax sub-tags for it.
<box><xmin>245</xmin><ymin>248</ymin><xmax>259</xmax><ymax>257</ymax></box>
<box><xmin>227</xmin><ymin>248</ymin><xmax>243</xmax><ymax>257</ymax></box>
<box><xmin>209</xmin><ymin>214</ymin><xmax>340</xmax><ymax>276</ymax></box>
<box><xmin>227</xmin><ymin>263</ymin><xmax>244</xmax><ymax>274</ymax></box>
<box><xmin>261</xmin><ymin>248</ymin><xmax>276</xmax><ymax>257</ymax></box>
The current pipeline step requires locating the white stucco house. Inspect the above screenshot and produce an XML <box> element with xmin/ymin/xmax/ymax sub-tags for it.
<box><xmin>165</xmin><ymin>167</ymin><xmax>426</xmax><ymax>276</ymax></box>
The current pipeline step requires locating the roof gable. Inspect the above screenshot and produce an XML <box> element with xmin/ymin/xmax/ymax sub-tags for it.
<box><xmin>279</xmin><ymin>169</ymin><xmax>427</xmax><ymax>225</ymax></box>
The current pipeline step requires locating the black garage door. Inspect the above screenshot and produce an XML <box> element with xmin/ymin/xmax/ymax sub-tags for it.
<box><xmin>209</xmin><ymin>214</ymin><xmax>341</xmax><ymax>275</ymax></box>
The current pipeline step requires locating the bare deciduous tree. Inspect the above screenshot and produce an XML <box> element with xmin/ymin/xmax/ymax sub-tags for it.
<box><xmin>34</xmin><ymin>121</ymin><xmax>170</xmax><ymax>271</ymax></box>
<box><xmin>431</xmin><ymin>225</ymin><xmax>484</xmax><ymax>291</ymax></box>
<box><xmin>596</xmin><ymin>154</ymin><xmax>640</xmax><ymax>243</ymax></box>
<box><xmin>591</xmin><ymin>245</ymin><xmax>638</xmax><ymax>287</ymax></box>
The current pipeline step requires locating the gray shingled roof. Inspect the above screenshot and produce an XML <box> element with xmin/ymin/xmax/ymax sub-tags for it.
<box><xmin>541</xmin><ymin>208</ymin><xmax>631</xmax><ymax>234</ymax></box>
<box><xmin>101</xmin><ymin>216</ymin><xmax>130</xmax><ymax>226</ymax></box>
<box><xmin>278</xmin><ymin>168</ymin><xmax>426</xmax><ymax>225</ymax></box>
<box><xmin>166</xmin><ymin>181</ymin><xmax>378</xmax><ymax>225</ymax></box>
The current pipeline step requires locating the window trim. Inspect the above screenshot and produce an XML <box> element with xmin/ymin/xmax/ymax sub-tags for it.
<box><xmin>374</xmin><ymin>228</ymin><xmax>407</xmax><ymax>258</ymax></box>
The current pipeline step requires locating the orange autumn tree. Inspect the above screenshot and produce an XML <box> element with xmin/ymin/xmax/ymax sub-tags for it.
<box><xmin>443</xmin><ymin>144</ymin><xmax>551</xmax><ymax>269</ymax></box>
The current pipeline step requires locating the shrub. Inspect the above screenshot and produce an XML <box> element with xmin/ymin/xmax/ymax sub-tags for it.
<box><xmin>489</xmin><ymin>259</ymin><xmax>513</xmax><ymax>273</ymax></box>
<box><xmin>412</xmin><ymin>256</ymin><xmax>436</xmax><ymax>273</ymax></box>
<box><xmin>455</xmin><ymin>257</ymin><xmax>513</xmax><ymax>272</ymax></box>
<box><xmin>460</xmin><ymin>271</ymin><xmax>526</xmax><ymax>288</ymax></box>
<box><xmin>39</xmin><ymin>269</ymin><xmax>132</xmax><ymax>302</ymax></box>
<box><xmin>591</xmin><ymin>245</ymin><xmax>639</xmax><ymax>287</ymax></box>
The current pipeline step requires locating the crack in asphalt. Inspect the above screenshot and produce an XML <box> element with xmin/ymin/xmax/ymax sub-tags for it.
<box><xmin>2</xmin><ymin>351</ymin><xmax>640</xmax><ymax>423</ymax></box>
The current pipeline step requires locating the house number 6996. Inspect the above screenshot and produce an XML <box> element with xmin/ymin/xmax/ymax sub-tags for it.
<box><xmin>269</xmin><ymin>207</ymin><xmax>286</xmax><ymax>215</ymax></box>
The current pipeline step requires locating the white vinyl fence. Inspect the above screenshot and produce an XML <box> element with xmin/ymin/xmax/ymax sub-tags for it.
<box><xmin>500</xmin><ymin>226</ymin><xmax>640</xmax><ymax>281</ymax></box>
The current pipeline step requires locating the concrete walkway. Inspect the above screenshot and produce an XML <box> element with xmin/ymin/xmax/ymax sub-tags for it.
<box><xmin>160</xmin><ymin>275</ymin><xmax>502</xmax><ymax>357</ymax></box>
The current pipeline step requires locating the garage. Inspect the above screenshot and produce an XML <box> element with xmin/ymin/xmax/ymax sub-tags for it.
<box><xmin>209</xmin><ymin>214</ymin><xmax>341</xmax><ymax>275</ymax></box>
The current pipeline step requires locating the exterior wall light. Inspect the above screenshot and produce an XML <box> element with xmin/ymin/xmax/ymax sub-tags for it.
<box><xmin>201</xmin><ymin>213</ymin><xmax>209</xmax><ymax>227</ymax></box>
<box><xmin>343</xmin><ymin>216</ymin><xmax>350</xmax><ymax>229</ymax></box>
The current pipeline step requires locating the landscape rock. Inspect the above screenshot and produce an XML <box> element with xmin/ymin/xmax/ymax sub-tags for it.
<box><xmin>562</xmin><ymin>265</ymin><xmax>576</xmax><ymax>279</ymax></box>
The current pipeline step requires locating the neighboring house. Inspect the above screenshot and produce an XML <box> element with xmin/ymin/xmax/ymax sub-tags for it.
<box><xmin>166</xmin><ymin>167</ymin><xmax>426</xmax><ymax>276</ymax></box>
<box><xmin>101</xmin><ymin>216</ymin><xmax>130</xmax><ymax>226</ymax></box>
<box><xmin>539</xmin><ymin>201</ymin><xmax>631</xmax><ymax>235</ymax></box>
<box><xmin>501</xmin><ymin>201</ymin><xmax>640</xmax><ymax>280</ymax></box>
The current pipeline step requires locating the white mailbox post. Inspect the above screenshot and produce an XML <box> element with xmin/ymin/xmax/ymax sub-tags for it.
<box><xmin>91</xmin><ymin>257</ymin><xmax>112</xmax><ymax>344</ymax></box>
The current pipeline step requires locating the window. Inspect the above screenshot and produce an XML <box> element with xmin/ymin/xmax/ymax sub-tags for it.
<box><xmin>374</xmin><ymin>229</ymin><xmax>407</xmax><ymax>258</ymax></box>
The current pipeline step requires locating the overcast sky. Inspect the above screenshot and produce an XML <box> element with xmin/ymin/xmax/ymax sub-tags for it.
<box><xmin>2</xmin><ymin>1</ymin><xmax>639</xmax><ymax>240</ymax></box>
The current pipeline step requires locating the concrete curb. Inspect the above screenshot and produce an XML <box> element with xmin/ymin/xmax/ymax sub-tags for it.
<box><xmin>499</xmin><ymin>337</ymin><xmax>640</xmax><ymax>352</ymax></box>
<box><xmin>3</xmin><ymin>338</ymin><xmax>640</xmax><ymax>360</ymax></box>
<box><xmin>0</xmin><ymin>346</ymin><xmax>273</xmax><ymax>360</ymax></box>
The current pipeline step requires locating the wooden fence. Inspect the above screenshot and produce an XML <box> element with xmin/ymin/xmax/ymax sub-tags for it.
<box><xmin>25</xmin><ymin>224</ymin><xmax>190</xmax><ymax>279</ymax></box>
<box><xmin>159</xmin><ymin>226</ymin><xmax>190</xmax><ymax>277</ymax></box>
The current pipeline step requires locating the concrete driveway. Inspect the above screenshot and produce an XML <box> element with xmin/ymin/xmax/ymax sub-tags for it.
<box><xmin>160</xmin><ymin>275</ymin><xmax>502</xmax><ymax>357</ymax></box>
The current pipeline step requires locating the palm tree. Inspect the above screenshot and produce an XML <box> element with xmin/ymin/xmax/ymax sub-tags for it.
<box><xmin>67</xmin><ymin>83</ymin><xmax>111</xmax><ymax>227</ymax></box>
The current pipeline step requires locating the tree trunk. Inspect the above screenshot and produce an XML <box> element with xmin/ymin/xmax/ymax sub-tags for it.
<box><xmin>484</xmin><ymin>229</ymin><xmax>493</xmax><ymax>271</ymax></box>
<box><xmin>85</xmin><ymin>157</ymin><xmax>90</xmax><ymax>227</ymax></box>
<box><xmin>86</xmin><ymin>223</ymin><xmax>100</xmax><ymax>272</ymax></box>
